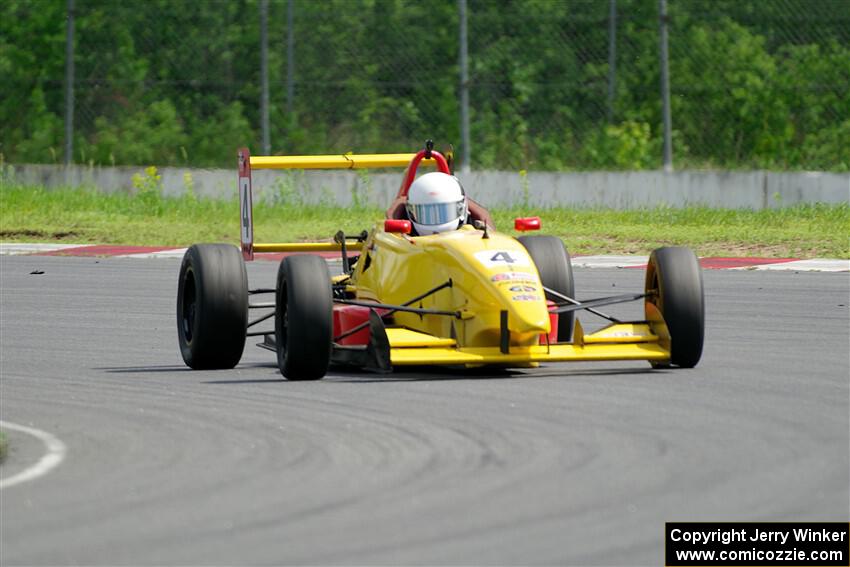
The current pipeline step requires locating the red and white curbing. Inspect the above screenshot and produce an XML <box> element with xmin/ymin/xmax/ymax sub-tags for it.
<box><xmin>1</xmin><ymin>243</ymin><xmax>847</xmax><ymax>272</ymax></box>
<box><xmin>572</xmin><ymin>255</ymin><xmax>850</xmax><ymax>272</ymax></box>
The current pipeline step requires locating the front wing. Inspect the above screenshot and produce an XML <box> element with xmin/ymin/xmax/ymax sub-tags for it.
<box><xmin>261</xmin><ymin>315</ymin><xmax>670</xmax><ymax>371</ymax></box>
<box><xmin>384</xmin><ymin>321</ymin><xmax>670</xmax><ymax>366</ymax></box>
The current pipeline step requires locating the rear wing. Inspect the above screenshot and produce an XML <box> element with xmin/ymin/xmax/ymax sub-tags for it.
<box><xmin>237</xmin><ymin>147</ymin><xmax>450</xmax><ymax>260</ymax></box>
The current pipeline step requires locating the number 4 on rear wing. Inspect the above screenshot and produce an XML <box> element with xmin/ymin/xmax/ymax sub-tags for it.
<box><xmin>237</xmin><ymin>148</ymin><xmax>254</xmax><ymax>260</ymax></box>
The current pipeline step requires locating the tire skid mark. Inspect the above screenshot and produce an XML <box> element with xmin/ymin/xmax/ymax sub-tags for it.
<box><xmin>308</xmin><ymin>392</ymin><xmax>832</xmax><ymax>565</ymax></box>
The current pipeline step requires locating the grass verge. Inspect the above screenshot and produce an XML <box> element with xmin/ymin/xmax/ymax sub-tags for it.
<box><xmin>0</xmin><ymin>431</ymin><xmax>7</xmax><ymax>463</ymax></box>
<box><xmin>1</xmin><ymin>182</ymin><xmax>848</xmax><ymax>258</ymax></box>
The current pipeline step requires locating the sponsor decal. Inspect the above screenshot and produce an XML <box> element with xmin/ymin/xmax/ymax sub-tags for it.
<box><xmin>512</xmin><ymin>294</ymin><xmax>542</xmax><ymax>302</ymax></box>
<box><xmin>474</xmin><ymin>250</ymin><xmax>531</xmax><ymax>268</ymax></box>
<box><xmin>490</xmin><ymin>271</ymin><xmax>537</xmax><ymax>283</ymax></box>
<box><xmin>509</xmin><ymin>285</ymin><xmax>536</xmax><ymax>292</ymax></box>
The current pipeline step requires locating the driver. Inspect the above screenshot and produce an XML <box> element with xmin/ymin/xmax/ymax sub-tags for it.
<box><xmin>405</xmin><ymin>172</ymin><xmax>468</xmax><ymax>235</ymax></box>
<box><xmin>394</xmin><ymin>171</ymin><xmax>494</xmax><ymax>235</ymax></box>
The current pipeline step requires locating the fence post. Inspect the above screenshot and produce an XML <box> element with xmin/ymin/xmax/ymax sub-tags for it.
<box><xmin>458</xmin><ymin>0</ymin><xmax>471</xmax><ymax>173</ymax></box>
<box><xmin>64</xmin><ymin>0</ymin><xmax>75</xmax><ymax>166</ymax></box>
<box><xmin>607</xmin><ymin>0</ymin><xmax>617</xmax><ymax>123</ymax></box>
<box><xmin>659</xmin><ymin>0</ymin><xmax>673</xmax><ymax>171</ymax></box>
<box><xmin>260</xmin><ymin>0</ymin><xmax>270</xmax><ymax>155</ymax></box>
<box><xmin>287</xmin><ymin>0</ymin><xmax>295</xmax><ymax>117</ymax></box>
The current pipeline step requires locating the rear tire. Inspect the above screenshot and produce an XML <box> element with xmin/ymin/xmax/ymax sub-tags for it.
<box><xmin>518</xmin><ymin>235</ymin><xmax>575</xmax><ymax>342</ymax></box>
<box><xmin>644</xmin><ymin>246</ymin><xmax>704</xmax><ymax>368</ymax></box>
<box><xmin>177</xmin><ymin>244</ymin><xmax>248</xmax><ymax>369</ymax></box>
<box><xmin>276</xmin><ymin>255</ymin><xmax>333</xmax><ymax>380</ymax></box>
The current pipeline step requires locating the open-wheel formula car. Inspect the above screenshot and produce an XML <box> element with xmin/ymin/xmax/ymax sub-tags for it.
<box><xmin>176</xmin><ymin>143</ymin><xmax>704</xmax><ymax>379</ymax></box>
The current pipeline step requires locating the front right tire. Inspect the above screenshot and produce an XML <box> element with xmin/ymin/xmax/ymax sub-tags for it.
<box><xmin>518</xmin><ymin>235</ymin><xmax>576</xmax><ymax>342</ymax></box>
<box><xmin>275</xmin><ymin>255</ymin><xmax>333</xmax><ymax>380</ymax></box>
<box><xmin>177</xmin><ymin>243</ymin><xmax>248</xmax><ymax>369</ymax></box>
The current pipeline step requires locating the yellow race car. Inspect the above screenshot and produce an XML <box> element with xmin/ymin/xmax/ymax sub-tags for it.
<box><xmin>176</xmin><ymin>143</ymin><xmax>704</xmax><ymax>379</ymax></box>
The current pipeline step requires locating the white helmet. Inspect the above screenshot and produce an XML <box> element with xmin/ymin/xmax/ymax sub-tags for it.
<box><xmin>405</xmin><ymin>172</ymin><xmax>468</xmax><ymax>235</ymax></box>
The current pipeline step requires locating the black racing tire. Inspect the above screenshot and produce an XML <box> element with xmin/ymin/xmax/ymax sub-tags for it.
<box><xmin>275</xmin><ymin>255</ymin><xmax>333</xmax><ymax>380</ymax></box>
<box><xmin>644</xmin><ymin>246</ymin><xmax>704</xmax><ymax>368</ymax></box>
<box><xmin>518</xmin><ymin>235</ymin><xmax>576</xmax><ymax>342</ymax></box>
<box><xmin>177</xmin><ymin>243</ymin><xmax>248</xmax><ymax>369</ymax></box>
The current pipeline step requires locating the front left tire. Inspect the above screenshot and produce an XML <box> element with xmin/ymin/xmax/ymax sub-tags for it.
<box><xmin>644</xmin><ymin>246</ymin><xmax>705</xmax><ymax>368</ymax></box>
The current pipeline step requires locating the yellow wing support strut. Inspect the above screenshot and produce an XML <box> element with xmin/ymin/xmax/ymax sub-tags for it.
<box><xmin>253</xmin><ymin>242</ymin><xmax>364</xmax><ymax>253</ymax></box>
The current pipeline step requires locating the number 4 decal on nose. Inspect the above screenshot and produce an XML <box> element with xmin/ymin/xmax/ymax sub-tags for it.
<box><xmin>474</xmin><ymin>250</ymin><xmax>531</xmax><ymax>268</ymax></box>
<box><xmin>491</xmin><ymin>251</ymin><xmax>515</xmax><ymax>263</ymax></box>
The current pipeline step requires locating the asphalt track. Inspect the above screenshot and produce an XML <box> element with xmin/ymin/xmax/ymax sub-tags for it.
<box><xmin>1</xmin><ymin>254</ymin><xmax>848</xmax><ymax>565</ymax></box>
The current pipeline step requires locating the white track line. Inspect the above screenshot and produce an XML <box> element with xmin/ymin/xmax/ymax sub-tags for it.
<box><xmin>0</xmin><ymin>243</ymin><xmax>83</xmax><ymax>255</ymax></box>
<box><xmin>742</xmin><ymin>259</ymin><xmax>850</xmax><ymax>272</ymax></box>
<box><xmin>117</xmin><ymin>247</ymin><xmax>187</xmax><ymax>259</ymax></box>
<box><xmin>573</xmin><ymin>255</ymin><xmax>649</xmax><ymax>268</ymax></box>
<box><xmin>0</xmin><ymin>420</ymin><xmax>67</xmax><ymax>490</ymax></box>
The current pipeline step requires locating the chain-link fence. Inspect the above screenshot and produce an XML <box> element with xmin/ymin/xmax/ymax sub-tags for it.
<box><xmin>2</xmin><ymin>0</ymin><xmax>848</xmax><ymax>171</ymax></box>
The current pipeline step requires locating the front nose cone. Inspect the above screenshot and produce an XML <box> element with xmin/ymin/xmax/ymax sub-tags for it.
<box><xmin>506</xmin><ymin>302</ymin><xmax>551</xmax><ymax>345</ymax></box>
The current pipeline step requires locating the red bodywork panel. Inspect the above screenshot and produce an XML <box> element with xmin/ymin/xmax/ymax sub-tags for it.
<box><xmin>540</xmin><ymin>301</ymin><xmax>559</xmax><ymax>345</ymax></box>
<box><xmin>335</xmin><ymin>304</ymin><xmax>558</xmax><ymax>347</ymax></box>
<box><xmin>333</xmin><ymin>304</ymin><xmax>390</xmax><ymax>346</ymax></box>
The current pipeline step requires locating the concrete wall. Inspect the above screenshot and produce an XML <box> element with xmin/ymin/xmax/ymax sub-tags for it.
<box><xmin>6</xmin><ymin>163</ymin><xmax>849</xmax><ymax>209</ymax></box>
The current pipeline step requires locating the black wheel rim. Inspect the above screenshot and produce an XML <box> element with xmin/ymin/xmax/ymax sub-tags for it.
<box><xmin>279</xmin><ymin>282</ymin><xmax>288</xmax><ymax>358</ymax></box>
<box><xmin>182</xmin><ymin>268</ymin><xmax>197</xmax><ymax>343</ymax></box>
